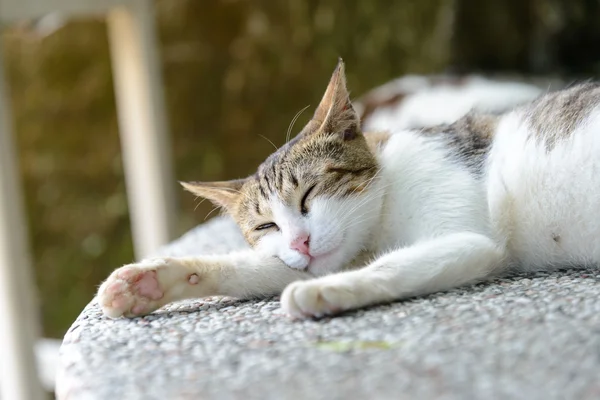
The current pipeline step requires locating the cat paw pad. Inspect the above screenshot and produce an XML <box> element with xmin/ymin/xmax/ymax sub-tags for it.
<box><xmin>98</xmin><ymin>259</ymin><xmax>169</xmax><ymax>318</ymax></box>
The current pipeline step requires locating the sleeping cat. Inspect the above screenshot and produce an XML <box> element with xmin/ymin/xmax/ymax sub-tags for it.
<box><xmin>98</xmin><ymin>59</ymin><xmax>600</xmax><ymax>319</ymax></box>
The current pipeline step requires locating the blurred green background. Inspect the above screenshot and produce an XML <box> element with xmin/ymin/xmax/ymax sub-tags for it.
<box><xmin>5</xmin><ymin>0</ymin><xmax>600</xmax><ymax>338</ymax></box>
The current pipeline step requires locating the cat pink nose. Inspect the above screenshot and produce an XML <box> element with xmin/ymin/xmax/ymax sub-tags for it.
<box><xmin>290</xmin><ymin>234</ymin><xmax>310</xmax><ymax>256</ymax></box>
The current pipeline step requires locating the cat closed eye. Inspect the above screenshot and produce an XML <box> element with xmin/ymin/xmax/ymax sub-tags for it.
<box><xmin>255</xmin><ymin>222</ymin><xmax>278</xmax><ymax>231</ymax></box>
<box><xmin>301</xmin><ymin>184</ymin><xmax>316</xmax><ymax>215</ymax></box>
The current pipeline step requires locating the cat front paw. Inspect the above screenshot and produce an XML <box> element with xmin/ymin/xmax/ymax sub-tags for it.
<box><xmin>280</xmin><ymin>279</ymin><xmax>355</xmax><ymax>319</ymax></box>
<box><xmin>97</xmin><ymin>258</ymin><xmax>193</xmax><ymax>318</ymax></box>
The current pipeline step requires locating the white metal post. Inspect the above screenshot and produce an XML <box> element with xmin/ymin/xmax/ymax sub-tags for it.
<box><xmin>0</xmin><ymin>38</ymin><xmax>44</xmax><ymax>400</ymax></box>
<box><xmin>107</xmin><ymin>0</ymin><xmax>176</xmax><ymax>260</ymax></box>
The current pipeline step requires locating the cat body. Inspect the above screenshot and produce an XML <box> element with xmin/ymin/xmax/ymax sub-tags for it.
<box><xmin>97</xmin><ymin>61</ymin><xmax>600</xmax><ymax>319</ymax></box>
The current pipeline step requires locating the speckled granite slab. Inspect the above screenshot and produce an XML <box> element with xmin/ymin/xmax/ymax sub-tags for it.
<box><xmin>57</xmin><ymin>216</ymin><xmax>600</xmax><ymax>400</ymax></box>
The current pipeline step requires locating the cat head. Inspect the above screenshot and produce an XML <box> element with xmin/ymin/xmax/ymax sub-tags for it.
<box><xmin>182</xmin><ymin>60</ymin><xmax>382</xmax><ymax>275</ymax></box>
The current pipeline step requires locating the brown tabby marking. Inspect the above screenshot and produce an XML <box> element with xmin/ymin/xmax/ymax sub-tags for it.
<box><xmin>182</xmin><ymin>59</ymin><xmax>379</xmax><ymax>246</ymax></box>
<box><xmin>419</xmin><ymin>113</ymin><xmax>498</xmax><ymax>175</ymax></box>
<box><xmin>526</xmin><ymin>83</ymin><xmax>600</xmax><ymax>149</ymax></box>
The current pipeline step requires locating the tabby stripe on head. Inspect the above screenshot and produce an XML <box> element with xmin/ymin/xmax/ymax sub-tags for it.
<box><xmin>327</xmin><ymin>172</ymin><xmax>355</xmax><ymax>191</ymax></box>
<box><xmin>290</xmin><ymin>173</ymin><xmax>299</xmax><ymax>188</ymax></box>
<box><xmin>258</xmin><ymin>182</ymin><xmax>268</xmax><ymax>199</ymax></box>
<box><xmin>270</xmin><ymin>163</ymin><xmax>278</xmax><ymax>188</ymax></box>
<box><xmin>263</xmin><ymin>174</ymin><xmax>273</xmax><ymax>193</ymax></box>
<box><xmin>327</xmin><ymin>166</ymin><xmax>375</xmax><ymax>175</ymax></box>
<box><xmin>276</xmin><ymin>170</ymin><xmax>284</xmax><ymax>190</ymax></box>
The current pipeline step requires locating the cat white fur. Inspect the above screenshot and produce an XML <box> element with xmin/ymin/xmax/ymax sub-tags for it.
<box><xmin>489</xmin><ymin>109</ymin><xmax>600</xmax><ymax>269</ymax></box>
<box><xmin>97</xmin><ymin>75</ymin><xmax>597</xmax><ymax>320</ymax></box>
<box><xmin>282</xmin><ymin>103</ymin><xmax>600</xmax><ymax>317</ymax></box>
<box><xmin>256</xmin><ymin>192</ymin><xmax>383</xmax><ymax>275</ymax></box>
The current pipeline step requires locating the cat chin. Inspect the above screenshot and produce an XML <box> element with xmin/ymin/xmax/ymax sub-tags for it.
<box><xmin>283</xmin><ymin>254</ymin><xmax>311</xmax><ymax>270</ymax></box>
<box><xmin>305</xmin><ymin>247</ymin><xmax>349</xmax><ymax>276</ymax></box>
<box><xmin>279</xmin><ymin>247</ymin><xmax>339</xmax><ymax>273</ymax></box>
<box><xmin>273</xmin><ymin>246</ymin><xmax>343</xmax><ymax>275</ymax></box>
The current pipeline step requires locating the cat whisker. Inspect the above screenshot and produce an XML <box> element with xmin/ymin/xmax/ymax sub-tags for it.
<box><xmin>329</xmin><ymin>172</ymin><xmax>403</xmax><ymax>226</ymax></box>
<box><xmin>330</xmin><ymin>169</ymin><xmax>384</xmax><ymax>220</ymax></box>
<box><xmin>345</xmin><ymin>168</ymin><xmax>383</xmax><ymax>198</ymax></box>
<box><xmin>340</xmin><ymin>210</ymin><xmax>395</xmax><ymax>232</ymax></box>
<box><xmin>204</xmin><ymin>205</ymin><xmax>221</xmax><ymax>221</ymax></box>
<box><xmin>258</xmin><ymin>134</ymin><xmax>279</xmax><ymax>151</ymax></box>
<box><xmin>342</xmin><ymin>213</ymin><xmax>393</xmax><ymax>231</ymax></box>
<box><xmin>341</xmin><ymin>178</ymin><xmax>388</xmax><ymax>216</ymax></box>
<box><xmin>286</xmin><ymin>104</ymin><xmax>310</xmax><ymax>143</ymax></box>
<box><xmin>194</xmin><ymin>197</ymin><xmax>208</xmax><ymax>212</ymax></box>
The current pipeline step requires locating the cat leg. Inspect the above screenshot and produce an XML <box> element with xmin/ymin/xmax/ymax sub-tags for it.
<box><xmin>281</xmin><ymin>232</ymin><xmax>507</xmax><ymax>318</ymax></box>
<box><xmin>98</xmin><ymin>251</ymin><xmax>311</xmax><ymax>318</ymax></box>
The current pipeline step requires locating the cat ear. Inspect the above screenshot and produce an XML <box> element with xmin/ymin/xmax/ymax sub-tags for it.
<box><xmin>180</xmin><ymin>179</ymin><xmax>246</xmax><ymax>211</ymax></box>
<box><xmin>311</xmin><ymin>58</ymin><xmax>360</xmax><ymax>140</ymax></box>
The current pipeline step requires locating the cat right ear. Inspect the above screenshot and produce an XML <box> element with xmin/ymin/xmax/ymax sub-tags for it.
<box><xmin>180</xmin><ymin>179</ymin><xmax>246</xmax><ymax>212</ymax></box>
<box><xmin>310</xmin><ymin>58</ymin><xmax>360</xmax><ymax>140</ymax></box>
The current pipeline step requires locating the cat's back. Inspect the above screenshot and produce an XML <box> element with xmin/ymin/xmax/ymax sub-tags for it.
<box><xmin>522</xmin><ymin>82</ymin><xmax>600</xmax><ymax>148</ymax></box>
<box><xmin>488</xmin><ymin>82</ymin><xmax>600</xmax><ymax>269</ymax></box>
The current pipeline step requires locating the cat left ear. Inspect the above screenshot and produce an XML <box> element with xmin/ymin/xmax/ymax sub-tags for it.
<box><xmin>180</xmin><ymin>179</ymin><xmax>246</xmax><ymax>212</ymax></box>
<box><xmin>311</xmin><ymin>58</ymin><xmax>360</xmax><ymax>140</ymax></box>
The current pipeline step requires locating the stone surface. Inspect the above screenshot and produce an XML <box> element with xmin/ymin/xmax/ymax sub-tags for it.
<box><xmin>57</xmin><ymin>216</ymin><xmax>600</xmax><ymax>400</ymax></box>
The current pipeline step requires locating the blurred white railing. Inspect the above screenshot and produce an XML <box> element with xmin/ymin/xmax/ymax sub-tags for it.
<box><xmin>0</xmin><ymin>1</ymin><xmax>175</xmax><ymax>398</ymax></box>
